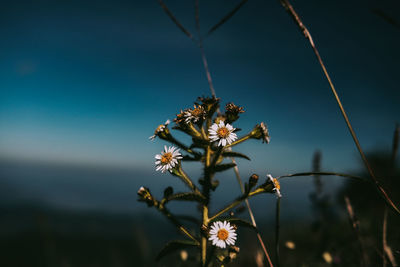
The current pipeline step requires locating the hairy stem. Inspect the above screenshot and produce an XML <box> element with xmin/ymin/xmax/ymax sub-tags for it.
<box><xmin>226</xmin><ymin>134</ymin><xmax>251</xmax><ymax>148</ymax></box>
<box><xmin>177</xmin><ymin>165</ymin><xmax>202</xmax><ymax>194</ymax></box>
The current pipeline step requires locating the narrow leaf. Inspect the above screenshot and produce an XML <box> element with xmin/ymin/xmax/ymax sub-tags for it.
<box><xmin>222</xmin><ymin>151</ymin><xmax>251</xmax><ymax>160</ymax></box>
<box><xmin>166</xmin><ymin>192</ymin><xmax>206</xmax><ymax>203</ymax></box>
<box><xmin>156</xmin><ymin>240</ymin><xmax>199</xmax><ymax>261</ymax></box>
<box><xmin>214</xmin><ymin>163</ymin><xmax>236</xmax><ymax>173</ymax></box>
<box><xmin>181</xmin><ymin>155</ymin><xmax>198</xmax><ymax>161</ymax></box>
<box><xmin>226</xmin><ymin>218</ymin><xmax>257</xmax><ymax>231</ymax></box>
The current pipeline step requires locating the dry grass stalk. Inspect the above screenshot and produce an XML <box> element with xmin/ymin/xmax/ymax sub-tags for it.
<box><xmin>231</xmin><ymin>158</ymin><xmax>274</xmax><ymax>267</ymax></box>
<box><xmin>383</xmin><ymin>124</ymin><xmax>399</xmax><ymax>267</ymax></box>
<box><xmin>344</xmin><ymin>196</ymin><xmax>369</xmax><ymax>266</ymax></box>
<box><xmin>278</xmin><ymin>0</ymin><xmax>400</xmax><ymax>215</ymax></box>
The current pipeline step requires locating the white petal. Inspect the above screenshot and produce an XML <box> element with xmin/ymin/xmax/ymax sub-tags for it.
<box><xmin>221</xmin><ymin>139</ymin><xmax>227</xmax><ymax>146</ymax></box>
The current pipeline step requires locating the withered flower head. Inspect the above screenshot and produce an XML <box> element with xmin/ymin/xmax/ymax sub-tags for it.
<box><xmin>197</xmin><ymin>96</ymin><xmax>220</xmax><ymax>105</ymax></box>
<box><xmin>225</xmin><ymin>103</ymin><xmax>244</xmax><ymax>123</ymax></box>
<box><xmin>174</xmin><ymin>110</ymin><xmax>186</xmax><ymax>124</ymax></box>
<box><xmin>184</xmin><ymin>105</ymin><xmax>206</xmax><ymax>124</ymax></box>
<box><xmin>197</xmin><ymin>96</ymin><xmax>220</xmax><ymax>116</ymax></box>
<box><xmin>250</xmin><ymin>122</ymin><xmax>270</xmax><ymax>144</ymax></box>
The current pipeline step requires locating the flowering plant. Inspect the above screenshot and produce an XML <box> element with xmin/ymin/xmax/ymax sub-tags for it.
<box><xmin>138</xmin><ymin>96</ymin><xmax>281</xmax><ymax>266</ymax></box>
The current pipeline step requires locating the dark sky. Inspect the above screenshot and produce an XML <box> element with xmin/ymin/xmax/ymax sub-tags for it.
<box><xmin>0</xmin><ymin>0</ymin><xmax>399</xmax><ymax>180</ymax></box>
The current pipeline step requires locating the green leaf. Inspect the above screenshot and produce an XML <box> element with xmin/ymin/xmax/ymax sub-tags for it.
<box><xmin>181</xmin><ymin>155</ymin><xmax>198</xmax><ymax>161</ymax></box>
<box><xmin>214</xmin><ymin>163</ymin><xmax>236</xmax><ymax>173</ymax></box>
<box><xmin>166</xmin><ymin>192</ymin><xmax>206</xmax><ymax>203</ymax></box>
<box><xmin>156</xmin><ymin>240</ymin><xmax>199</xmax><ymax>261</ymax></box>
<box><xmin>222</xmin><ymin>151</ymin><xmax>251</xmax><ymax>160</ymax></box>
<box><xmin>163</xmin><ymin>187</ymin><xmax>173</xmax><ymax>198</ymax></box>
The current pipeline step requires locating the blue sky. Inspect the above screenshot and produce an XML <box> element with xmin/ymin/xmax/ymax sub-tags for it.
<box><xmin>1</xmin><ymin>0</ymin><xmax>399</xmax><ymax>178</ymax></box>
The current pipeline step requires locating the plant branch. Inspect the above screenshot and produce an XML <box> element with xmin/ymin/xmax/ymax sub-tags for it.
<box><xmin>344</xmin><ymin>196</ymin><xmax>369</xmax><ymax>266</ymax></box>
<box><xmin>208</xmin><ymin>187</ymin><xmax>269</xmax><ymax>222</ymax></box>
<box><xmin>176</xmin><ymin>165</ymin><xmax>202</xmax><ymax>195</ymax></box>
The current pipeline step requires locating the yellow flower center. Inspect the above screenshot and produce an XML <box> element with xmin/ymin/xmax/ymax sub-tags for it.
<box><xmin>273</xmin><ymin>178</ymin><xmax>280</xmax><ymax>190</ymax></box>
<box><xmin>217</xmin><ymin>228</ymin><xmax>229</xmax><ymax>241</ymax></box>
<box><xmin>217</xmin><ymin>127</ymin><xmax>230</xmax><ymax>138</ymax></box>
<box><xmin>160</xmin><ymin>152</ymin><xmax>173</xmax><ymax>164</ymax></box>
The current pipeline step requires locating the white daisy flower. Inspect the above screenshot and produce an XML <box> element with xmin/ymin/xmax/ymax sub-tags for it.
<box><xmin>155</xmin><ymin>145</ymin><xmax>182</xmax><ymax>173</ymax></box>
<box><xmin>209</xmin><ymin>221</ymin><xmax>237</xmax><ymax>249</ymax></box>
<box><xmin>208</xmin><ymin>121</ymin><xmax>237</xmax><ymax>147</ymax></box>
<box><xmin>267</xmin><ymin>174</ymin><xmax>282</xmax><ymax>198</ymax></box>
<box><xmin>149</xmin><ymin>120</ymin><xmax>170</xmax><ymax>140</ymax></box>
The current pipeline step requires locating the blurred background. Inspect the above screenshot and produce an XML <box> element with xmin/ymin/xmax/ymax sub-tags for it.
<box><xmin>1</xmin><ymin>0</ymin><xmax>399</xmax><ymax>266</ymax></box>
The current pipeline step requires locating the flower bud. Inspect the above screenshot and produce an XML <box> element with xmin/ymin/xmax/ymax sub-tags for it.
<box><xmin>229</xmin><ymin>246</ymin><xmax>240</xmax><ymax>259</ymax></box>
<box><xmin>248</xmin><ymin>174</ymin><xmax>259</xmax><ymax>189</ymax></box>
<box><xmin>163</xmin><ymin>186</ymin><xmax>173</xmax><ymax>198</ymax></box>
<box><xmin>137</xmin><ymin>186</ymin><xmax>157</xmax><ymax>207</ymax></box>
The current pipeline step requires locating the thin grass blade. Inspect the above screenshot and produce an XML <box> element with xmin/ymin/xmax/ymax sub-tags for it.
<box><xmin>206</xmin><ymin>0</ymin><xmax>249</xmax><ymax>37</ymax></box>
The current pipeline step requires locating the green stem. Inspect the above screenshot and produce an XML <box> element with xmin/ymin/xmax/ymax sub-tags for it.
<box><xmin>202</xmin><ymin>206</ymin><xmax>208</xmax><ymax>266</ymax></box>
<box><xmin>201</xmin><ymin>145</ymin><xmax>212</xmax><ymax>266</ymax></box>
<box><xmin>169</xmin><ymin>136</ymin><xmax>199</xmax><ymax>155</ymax></box>
<box><xmin>226</xmin><ymin>134</ymin><xmax>251</xmax><ymax>148</ymax></box>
